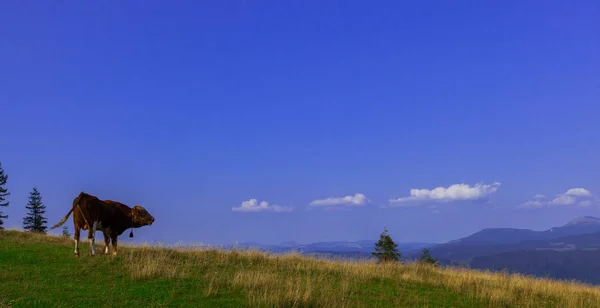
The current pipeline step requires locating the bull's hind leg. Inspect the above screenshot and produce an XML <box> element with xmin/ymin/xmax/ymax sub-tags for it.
<box><xmin>73</xmin><ymin>226</ymin><xmax>81</xmax><ymax>257</ymax></box>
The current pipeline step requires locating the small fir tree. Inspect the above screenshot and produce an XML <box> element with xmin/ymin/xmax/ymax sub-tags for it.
<box><xmin>0</xmin><ymin>161</ymin><xmax>9</xmax><ymax>230</ymax></box>
<box><xmin>372</xmin><ymin>227</ymin><xmax>402</xmax><ymax>263</ymax></box>
<box><xmin>418</xmin><ymin>248</ymin><xmax>439</xmax><ymax>266</ymax></box>
<box><xmin>23</xmin><ymin>187</ymin><xmax>48</xmax><ymax>233</ymax></box>
<box><xmin>61</xmin><ymin>226</ymin><xmax>71</xmax><ymax>238</ymax></box>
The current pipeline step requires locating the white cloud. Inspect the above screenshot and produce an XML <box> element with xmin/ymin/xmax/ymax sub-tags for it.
<box><xmin>565</xmin><ymin>188</ymin><xmax>592</xmax><ymax>197</ymax></box>
<box><xmin>518</xmin><ymin>200</ymin><xmax>544</xmax><ymax>208</ymax></box>
<box><xmin>309</xmin><ymin>193</ymin><xmax>369</xmax><ymax>207</ymax></box>
<box><xmin>388</xmin><ymin>182</ymin><xmax>500</xmax><ymax>205</ymax></box>
<box><xmin>232</xmin><ymin>199</ymin><xmax>292</xmax><ymax>213</ymax></box>
<box><xmin>519</xmin><ymin>188</ymin><xmax>596</xmax><ymax>209</ymax></box>
<box><xmin>551</xmin><ymin>194</ymin><xmax>576</xmax><ymax>206</ymax></box>
<box><xmin>579</xmin><ymin>200</ymin><xmax>592</xmax><ymax>207</ymax></box>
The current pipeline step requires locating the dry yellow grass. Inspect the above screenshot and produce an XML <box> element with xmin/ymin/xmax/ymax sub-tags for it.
<box><xmin>114</xmin><ymin>242</ymin><xmax>600</xmax><ymax>307</ymax></box>
<box><xmin>3</xmin><ymin>230</ymin><xmax>600</xmax><ymax>307</ymax></box>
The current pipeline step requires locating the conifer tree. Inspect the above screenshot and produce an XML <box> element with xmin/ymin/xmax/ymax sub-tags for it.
<box><xmin>0</xmin><ymin>161</ymin><xmax>9</xmax><ymax>230</ymax></box>
<box><xmin>418</xmin><ymin>248</ymin><xmax>439</xmax><ymax>266</ymax></box>
<box><xmin>372</xmin><ymin>227</ymin><xmax>402</xmax><ymax>263</ymax></box>
<box><xmin>61</xmin><ymin>226</ymin><xmax>71</xmax><ymax>238</ymax></box>
<box><xmin>23</xmin><ymin>187</ymin><xmax>48</xmax><ymax>233</ymax></box>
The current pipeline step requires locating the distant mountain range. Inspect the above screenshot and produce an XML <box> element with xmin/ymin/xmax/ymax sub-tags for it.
<box><xmin>406</xmin><ymin>216</ymin><xmax>600</xmax><ymax>263</ymax></box>
<box><xmin>398</xmin><ymin>216</ymin><xmax>600</xmax><ymax>264</ymax></box>
<box><xmin>408</xmin><ymin>216</ymin><xmax>600</xmax><ymax>285</ymax></box>
<box><xmin>441</xmin><ymin>216</ymin><xmax>600</xmax><ymax>246</ymax></box>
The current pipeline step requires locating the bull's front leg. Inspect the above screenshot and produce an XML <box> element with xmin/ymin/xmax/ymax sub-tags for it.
<box><xmin>103</xmin><ymin>231</ymin><xmax>111</xmax><ymax>255</ymax></box>
<box><xmin>90</xmin><ymin>222</ymin><xmax>98</xmax><ymax>256</ymax></box>
<box><xmin>111</xmin><ymin>234</ymin><xmax>118</xmax><ymax>256</ymax></box>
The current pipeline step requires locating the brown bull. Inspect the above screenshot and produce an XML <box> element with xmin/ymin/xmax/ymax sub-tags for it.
<box><xmin>51</xmin><ymin>192</ymin><xmax>155</xmax><ymax>257</ymax></box>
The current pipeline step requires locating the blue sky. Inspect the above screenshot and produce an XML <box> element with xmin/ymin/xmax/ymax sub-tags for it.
<box><xmin>1</xmin><ymin>1</ymin><xmax>599</xmax><ymax>245</ymax></box>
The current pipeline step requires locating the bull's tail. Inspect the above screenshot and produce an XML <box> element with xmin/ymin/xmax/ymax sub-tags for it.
<box><xmin>50</xmin><ymin>192</ymin><xmax>86</xmax><ymax>230</ymax></box>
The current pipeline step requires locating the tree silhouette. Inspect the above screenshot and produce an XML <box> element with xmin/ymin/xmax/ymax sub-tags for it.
<box><xmin>0</xmin><ymin>161</ymin><xmax>9</xmax><ymax>230</ymax></box>
<box><xmin>23</xmin><ymin>187</ymin><xmax>48</xmax><ymax>233</ymax></box>
<box><xmin>372</xmin><ymin>227</ymin><xmax>402</xmax><ymax>263</ymax></box>
<box><xmin>418</xmin><ymin>248</ymin><xmax>439</xmax><ymax>266</ymax></box>
<box><xmin>61</xmin><ymin>226</ymin><xmax>71</xmax><ymax>238</ymax></box>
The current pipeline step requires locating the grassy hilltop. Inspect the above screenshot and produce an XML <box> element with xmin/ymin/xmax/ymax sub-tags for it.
<box><xmin>1</xmin><ymin>230</ymin><xmax>600</xmax><ymax>307</ymax></box>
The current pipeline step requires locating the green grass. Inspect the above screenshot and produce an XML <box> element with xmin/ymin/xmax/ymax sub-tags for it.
<box><xmin>1</xmin><ymin>230</ymin><xmax>600</xmax><ymax>307</ymax></box>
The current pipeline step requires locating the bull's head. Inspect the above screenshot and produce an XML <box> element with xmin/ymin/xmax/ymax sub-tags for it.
<box><xmin>132</xmin><ymin>205</ymin><xmax>155</xmax><ymax>227</ymax></box>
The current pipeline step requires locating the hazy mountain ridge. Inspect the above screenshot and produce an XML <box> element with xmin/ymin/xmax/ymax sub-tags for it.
<box><xmin>420</xmin><ymin>216</ymin><xmax>600</xmax><ymax>285</ymax></box>
<box><xmin>414</xmin><ymin>216</ymin><xmax>600</xmax><ymax>262</ymax></box>
<box><xmin>438</xmin><ymin>216</ymin><xmax>600</xmax><ymax>247</ymax></box>
<box><xmin>409</xmin><ymin>229</ymin><xmax>600</xmax><ymax>265</ymax></box>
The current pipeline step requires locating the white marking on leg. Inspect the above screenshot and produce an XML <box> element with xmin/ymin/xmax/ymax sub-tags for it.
<box><xmin>74</xmin><ymin>239</ymin><xmax>79</xmax><ymax>255</ymax></box>
<box><xmin>104</xmin><ymin>246</ymin><xmax>110</xmax><ymax>254</ymax></box>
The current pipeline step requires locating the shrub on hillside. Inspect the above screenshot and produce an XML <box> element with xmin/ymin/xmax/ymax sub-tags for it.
<box><xmin>418</xmin><ymin>248</ymin><xmax>439</xmax><ymax>266</ymax></box>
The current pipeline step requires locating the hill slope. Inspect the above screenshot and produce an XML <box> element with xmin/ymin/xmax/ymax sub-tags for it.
<box><xmin>2</xmin><ymin>230</ymin><xmax>600</xmax><ymax>307</ymax></box>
